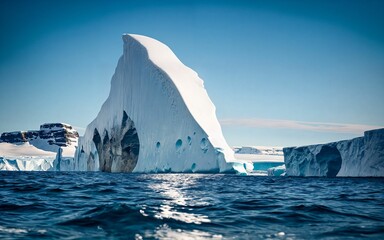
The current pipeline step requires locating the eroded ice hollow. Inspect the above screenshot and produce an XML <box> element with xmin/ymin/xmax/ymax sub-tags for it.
<box><xmin>284</xmin><ymin>128</ymin><xmax>384</xmax><ymax>177</ymax></box>
<box><xmin>75</xmin><ymin>34</ymin><xmax>246</xmax><ymax>174</ymax></box>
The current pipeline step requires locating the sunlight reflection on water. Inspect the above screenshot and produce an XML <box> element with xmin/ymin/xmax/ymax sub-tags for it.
<box><xmin>146</xmin><ymin>174</ymin><xmax>212</xmax><ymax>224</ymax></box>
<box><xmin>2</xmin><ymin>173</ymin><xmax>383</xmax><ymax>239</ymax></box>
<box><xmin>146</xmin><ymin>224</ymin><xmax>222</xmax><ymax>240</ymax></box>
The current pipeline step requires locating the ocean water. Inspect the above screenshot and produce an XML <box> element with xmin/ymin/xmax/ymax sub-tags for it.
<box><xmin>0</xmin><ymin>172</ymin><xmax>383</xmax><ymax>239</ymax></box>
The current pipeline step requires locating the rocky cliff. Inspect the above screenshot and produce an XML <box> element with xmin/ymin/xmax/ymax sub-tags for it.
<box><xmin>0</xmin><ymin>123</ymin><xmax>78</xmax><ymax>147</ymax></box>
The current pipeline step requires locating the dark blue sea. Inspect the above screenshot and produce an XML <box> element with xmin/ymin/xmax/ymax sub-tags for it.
<box><xmin>0</xmin><ymin>172</ymin><xmax>383</xmax><ymax>239</ymax></box>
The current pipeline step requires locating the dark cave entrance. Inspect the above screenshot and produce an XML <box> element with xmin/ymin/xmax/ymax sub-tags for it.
<box><xmin>92</xmin><ymin>128</ymin><xmax>102</xmax><ymax>162</ymax></box>
<box><xmin>120</xmin><ymin>111</ymin><xmax>140</xmax><ymax>172</ymax></box>
<box><xmin>316</xmin><ymin>145</ymin><xmax>342</xmax><ymax>177</ymax></box>
<box><xmin>121</xmin><ymin>128</ymin><xmax>140</xmax><ymax>171</ymax></box>
<box><xmin>91</xmin><ymin>111</ymin><xmax>140</xmax><ymax>172</ymax></box>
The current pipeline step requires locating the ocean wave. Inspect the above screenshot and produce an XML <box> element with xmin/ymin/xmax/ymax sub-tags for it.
<box><xmin>0</xmin><ymin>172</ymin><xmax>383</xmax><ymax>239</ymax></box>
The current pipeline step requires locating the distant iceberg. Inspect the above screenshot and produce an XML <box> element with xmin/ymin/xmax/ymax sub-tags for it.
<box><xmin>284</xmin><ymin>128</ymin><xmax>384</xmax><ymax>177</ymax></box>
<box><xmin>267</xmin><ymin>164</ymin><xmax>286</xmax><ymax>176</ymax></box>
<box><xmin>234</xmin><ymin>146</ymin><xmax>284</xmax><ymax>175</ymax></box>
<box><xmin>75</xmin><ymin>34</ymin><xmax>246</xmax><ymax>174</ymax></box>
<box><xmin>0</xmin><ymin>142</ymin><xmax>76</xmax><ymax>171</ymax></box>
<box><xmin>0</xmin><ymin>142</ymin><xmax>56</xmax><ymax>171</ymax></box>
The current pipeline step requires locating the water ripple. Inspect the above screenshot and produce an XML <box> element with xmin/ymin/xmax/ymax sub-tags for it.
<box><xmin>0</xmin><ymin>172</ymin><xmax>383</xmax><ymax>239</ymax></box>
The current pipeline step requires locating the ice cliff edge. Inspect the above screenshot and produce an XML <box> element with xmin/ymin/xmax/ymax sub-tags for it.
<box><xmin>75</xmin><ymin>34</ymin><xmax>245</xmax><ymax>173</ymax></box>
<box><xmin>284</xmin><ymin>128</ymin><xmax>384</xmax><ymax>177</ymax></box>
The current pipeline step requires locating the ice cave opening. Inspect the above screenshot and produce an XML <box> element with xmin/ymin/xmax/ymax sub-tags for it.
<box><xmin>120</xmin><ymin>121</ymin><xmax>140</xmax><ymax>172</ymax></box>
<box><xmin>92</xmin><ymin>111</ymin><xmax>140</xmax><ymax>172</ymax></box>
<box><xmin>316</xmin><ymin>145</ymin><xmax>342</xmax><ymax>177</ymax></box>
<box><xmin>92</xmin><ymin>128</ymin><xmax>102</xmax><ymax>168</ymax></box>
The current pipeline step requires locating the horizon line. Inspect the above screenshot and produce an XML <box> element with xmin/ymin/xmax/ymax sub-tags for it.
<box><xmin>219</xmin><ymin>118</ymin><xmax>383</xmax><ymax>135</ymax></box>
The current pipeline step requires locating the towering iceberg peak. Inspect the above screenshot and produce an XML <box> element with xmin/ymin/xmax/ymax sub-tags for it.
<box><xmin>75</xmin><ymin>34</ymin><xmax>245</xmax><ymax>174</ymax></box>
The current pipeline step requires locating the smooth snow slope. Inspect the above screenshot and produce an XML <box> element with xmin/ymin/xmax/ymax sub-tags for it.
<box><xmin>76</xmin><ymin>34</ymin><xmax>245</xmax><ymax>173</ymax></box>
<box><xmin>0</xmin><ymin>142</ymin><xmax>57</xmax><ymax>157</ymax></box>
<box><xmin>0</xmin><ymin>142</ymin><xmax>56</xmax><ymax>171</ymax></box>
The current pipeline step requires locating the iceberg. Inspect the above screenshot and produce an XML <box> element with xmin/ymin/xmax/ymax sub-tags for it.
<box><xmin>267</xmin><ymin>164</ymin><xmax>286</xmax><ymax>176</ymax></box>
<box><xmin>284</xmin><ymin>128</ymin><xmax>384</xmax><ymax>177</ymax></box>
<box><xmin>52</xmin><ymin>147</ymin><xmax>76</xmax><ymax>171</ymax></box>
<box><xmin>0</xmin><ymin>157</ymin><xmax>54</xmax><ymax>171</ymax></box>
<box><xmin>75</xmin><ymin>34</ymin><xmax>245</xmax><ymax>174</ymax></box>
<box><xmin>234</xmin><ymin>146</ymin><xmax>284</xmax><ymax>175</ymax></box>
<box><xmin>0</xmin><ymin>143</ymin><xmax>76</xmax><ymax>172</ymax></box>
<box><xmin>0</xmin><ymin>142</ymin><xmax>56</xmax><ymax>171</ymax></box>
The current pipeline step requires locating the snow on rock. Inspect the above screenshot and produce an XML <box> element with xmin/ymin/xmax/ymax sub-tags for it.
<box><xmin>0</xmin><ymin>123</ymin><xmax>78</xmax><ymax>152</ymax></box>
<box><xmin>0</xmin><ymin>124</ymin><xmax>79</xmax><ymax>171</ymax></box>
<box><xmin>234</xmin><ymin>146</ymin><xmax>262</xmax><ymax>155</ymax></box>
<box><xmin>284</xmin><ymin>128</ymin><xmax>384</xmax><ymax>177</ymax></box>
<box><xmin>234</xmin><ymin>146</ymin><xmax>284</xmax><ymax>162</ymax></box>
<box><xmin>75</xmin><ymin>34</ymin><xmax>245</xmax><ymax>174</ymax></box>
<box><xmin>234</xmin><ymin>146</ymin><xmax>283</xmax><ymax>156</ymax></box>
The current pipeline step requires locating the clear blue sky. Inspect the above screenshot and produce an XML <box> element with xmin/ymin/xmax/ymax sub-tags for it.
<box><xmin>0</xmin><ymin>0</ymin><xmax>383</xmax><ymax>147</ymax></box>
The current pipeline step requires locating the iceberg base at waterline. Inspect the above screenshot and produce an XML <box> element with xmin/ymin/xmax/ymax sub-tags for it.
<box><xmin>0</xmin><ymin>142</ymin><xmax>75</xmax><ymax>171</ymax></box>
<box><xmin>284</xmin><ymin>128</ymin><xmax>384</xmax><ymax>177</ymax></box>
<box><xmin>234</xmin><ymin>146</ymin><xmax>284</xmax><ymax>175</ymax></box>
<box><xmin>267</xmin><ymin>164</ymin><xmax>286</xmax><ymax>176</ymax></box>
